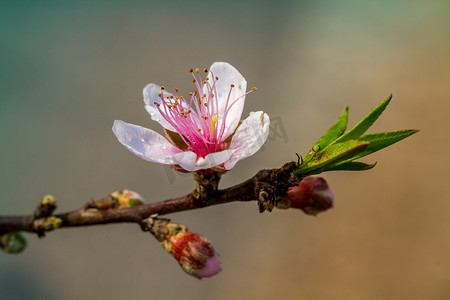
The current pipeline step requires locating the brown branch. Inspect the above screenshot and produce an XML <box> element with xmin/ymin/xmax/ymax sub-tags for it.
<box><xmin>0</xmin><ymin>162</ymin><xmax>300</xmax><ymax>235</ymax></box>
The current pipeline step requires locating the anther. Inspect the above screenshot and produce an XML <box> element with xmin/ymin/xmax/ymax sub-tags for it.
<box><xmin>157</xmin><ymin>93</ymin><xmax>161</xmax><ymax>97</ymax></box>
<box><xmin>192</xmin><ymin>79</ymin><xmax>196</xmax><ymax>83</ymax></box>
<box><xmin>189</xmin><ymin>68</ymin><xmax>193</xmax><ymax>73</ymax></box>
<box><xmin>160</xmin><ymin>86</ymin><xmax>165</xmax><ymax>90</ymax></box>
<box><xmin>215</xmin><ymin>76</ymin><xmax>219</xmax><ymax>80</ymax></box>
<box><xmin>203</xmin><ymin>68</ymin><xmax>208</xmax><ymax>73</ymax></box>
<box><xmin>210</xmin><ymin>94</ymin><xmax>214</xmax><ymax>98</ymax></box>
<box><xmin>252</xmin><ymin>87</ymin><xmax>257</xmax><ymax>91</ymax></box>
<box><xmin>175</xmin><ymin>88</ymin><xmax>178</xmax><ymax>92</ymax></box>
<box><xmin>195</xmin><ymin>68</ymin><xmax>199</xmax><ymax>73</ymax></box>
<box><xmin>230</xmin><ymin>84</ymin><xmax>235</xmax><ymax>88</ymax></box>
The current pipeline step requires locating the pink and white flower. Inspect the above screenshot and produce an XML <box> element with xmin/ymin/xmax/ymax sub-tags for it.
<box><xmin>113</xmin><ymin>62</ymin><xmax>270</xmax><ymax>172</ymax></box>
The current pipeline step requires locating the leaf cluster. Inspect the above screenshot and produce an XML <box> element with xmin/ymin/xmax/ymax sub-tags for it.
<box><xmin>293</xmin><ymin>95</ymin><xmax>418</xmax><ymax>177</ymax></box>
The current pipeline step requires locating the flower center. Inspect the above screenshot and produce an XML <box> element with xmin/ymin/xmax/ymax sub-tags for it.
<box><xmin>154</xmin><ymin>68</ymin><xmax>254</xmax><ymax>158</ymax></box>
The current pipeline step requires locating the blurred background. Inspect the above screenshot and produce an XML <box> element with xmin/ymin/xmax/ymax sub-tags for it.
<box><xmin>0</xmin><ymin>0</ymin><xmax>449</xmax><ymax>299</ymax></box>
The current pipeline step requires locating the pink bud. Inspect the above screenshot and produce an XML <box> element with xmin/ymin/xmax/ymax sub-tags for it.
<box><xmin>169</xmin><ymin>232</ymin><xmax>221</xmax><ymax>279</ymax></box>
<box><xmin>278</xmin><ymin>176</ymin><xmax>334</xmax><ymax>215</ymax></box>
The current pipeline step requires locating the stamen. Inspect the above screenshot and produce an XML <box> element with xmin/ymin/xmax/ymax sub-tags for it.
<box><xmin>210</xmin><ymin>115</ymin><xmax>218</xmax><ymax>137</ymax></box>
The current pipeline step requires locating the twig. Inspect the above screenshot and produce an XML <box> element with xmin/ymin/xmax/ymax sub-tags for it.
<box><xmin>0</xmin><ymin>162</ymin><xmax>300</xmax><ymax>234</ymax></box>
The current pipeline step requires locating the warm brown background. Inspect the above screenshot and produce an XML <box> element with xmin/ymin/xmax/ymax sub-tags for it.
<box><xmin>1</xmin><ymin>1</ymin><xmax>449</xmax><ymax>299</ymax></box>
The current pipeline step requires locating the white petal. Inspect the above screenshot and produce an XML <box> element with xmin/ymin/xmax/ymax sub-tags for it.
<box><xmin>204</xmin><ymin>62</ymin><xmax>247</xmax><ymax>140</ymax></box>
<box><xmin>113</xmin><ymin>120</ymin><xmax>182</xmax><ymax>164</ymax></box>
<box><xmin>143</xmin><ymin>83</ymin><xmax>177</xmax><ymax>131</ymax></box>
<box><xmin>197</xmin><ymin>150</ymin><xmax>234</xmax><ymax>169</ymax></box>
<box><xmin>172</xmin><ymin>149</ymin><xmax>234</xmax><ymax>172</ymax></box>
<box><xmin>224</xmin><ymin>111</ymin><xmax>270</xmax><ymax>170</ymax></box>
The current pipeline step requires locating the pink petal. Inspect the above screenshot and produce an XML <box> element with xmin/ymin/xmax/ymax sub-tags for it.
<box><xmin>204</xmin><ymin>62</ymin><xmax>247</xmax><ymax>140</ymax></box>
<box><xmin>195</xmin><ymin>253</ymin><xmax>222</xmax><ymax>278</ymax></box>
<box><xmin>172</xmin><ymin>149</ymin><xmax>234</xmax><ymax>172</ymax></box>
<box><xmin>112</xmin><ymin>120</ymin><xmax>182</xmax><ymax>164</ymax></box>
<box><xmin>224</xmin><ymin>111</ymin><xmax>270</xmax><ymax>170</ymax></box>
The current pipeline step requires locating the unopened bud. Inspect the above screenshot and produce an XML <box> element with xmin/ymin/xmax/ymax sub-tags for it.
<box><xmin>114</xmin><ymin>190</ymin><xmax>144</xmax><ymax>208</ymax></box>
<box><xmin>34</xmin><ymin>195</ymin><xmax>57</xmax><ymax>219</ymax></box>
<box><xmin>169</xmin><ymin>231</ymin><xmax>221</xmax><ymax>279</ymax></box>
<box><xmin>0</xmin><ymin>232</ymin><xmax>27</xmax><ymax>254</ymax></box>
<box><xmin>33</xmin><ymin>216</ymin><xmax>63</xmax><ymax>232</ymax></box>
<box><xmin>277</xmin><ymin>176</ymin><xmax>333</xmax><ymax>215</ymax></box>
<box><xmin>89</xmin><ymin>190</ymin><xmax>144</xmax><ymax>209</ymax></box>
<box><xmin>145</xmin><ymin>218</ymin><xmax>221</xmax><ymax>279</ymax></box>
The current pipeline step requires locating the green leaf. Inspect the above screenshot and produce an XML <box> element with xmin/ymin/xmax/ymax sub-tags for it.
<box><xmin>312</xmin><ymin>106</ymin><xmax>348</xmax><ymax>152</ymax></box>
<box><xmin>294</xmin><ymin>140</ymin><xmax>370</xmax><ymax>176</ymax></box>
<box><xmin>323</xmin><ymin>161</ymin><xmax>377</xmax><ymax>172</ymax></box>
<box><xmin>339</xmin><ymin>129</ymin><xmax>419</xmax><ymax>163</ymax></box>
<box><xmin>335</xmin><ymin>94</ymin><xmax>392</xmax><ymax>144</ymax></box>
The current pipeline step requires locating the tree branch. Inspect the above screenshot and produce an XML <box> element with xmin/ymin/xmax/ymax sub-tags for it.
<box><xmin>0</xmin><ymin>162</ymin><xmax>300</xmax><ymax>234</ymax></box>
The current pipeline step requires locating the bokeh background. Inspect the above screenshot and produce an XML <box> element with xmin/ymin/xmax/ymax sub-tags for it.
<box><xmin>1</xmin><ymin>0</ymin><xmax>449</xmax><ymax>299</ymax></box>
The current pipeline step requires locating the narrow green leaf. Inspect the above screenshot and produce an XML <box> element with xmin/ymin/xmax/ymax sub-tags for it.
<box><xmin>312</xmin><ymin>106</ymin><xmax>348</xmax><ymax>152</ymax></box>
<box><xmin>294</xmin><ymin>140</ymin><xmax>370</xmax><ymax>176</ymax></box>
<box><xmin>335</xmin><ymin>94</ymin><xmax>392</xmax><ymax>143</ymax></box>
<box><xmin>339</xmin><ymin>129</ymin><xmax>419</xmax><ymax>163</ymax></box>
<box><xmin>324</xmin><ymin>161</ymin><xmax>377</xmax><ymax>172</ymax></box>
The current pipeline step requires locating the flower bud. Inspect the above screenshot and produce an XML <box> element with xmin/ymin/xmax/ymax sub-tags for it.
<box><xmin>145</xmin><ymin>218</ymin><xmax>221</xmax><ymax>279</ymax></box>
<box><xmin>33</xmin><ymin>216</ymin><xmax>63</xmax><ymax>232</ymax></box>
<box><xmin>114</xmin><ymin>190</ymin><xmax>144</xmax><ymax>208</ymax></box>
<box><xmin>89</xmin><ymin>190</ymin><xmax>144</xmax><ymax>209</ymax></box>
<box><xmin>277</xmin><ymin>176</ymin><xmax>334</xmax><ymax>215</ymax></box>
<box><xmin>169</xmin><ymin>232</ymin><xmax>221</xmax><ymax>279</ymax></box>
<box><xmin>0</xmin><ymin>232</ymin><xmax>27</xmax><ymax>254</ymax></box>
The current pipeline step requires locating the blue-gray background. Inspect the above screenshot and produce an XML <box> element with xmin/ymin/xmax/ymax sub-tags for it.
<box><xmin>1</xmin><ymin>1</ymin><xmax>449</xmax><ymax>299</ymax></box>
